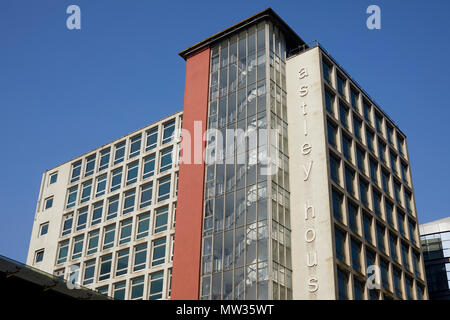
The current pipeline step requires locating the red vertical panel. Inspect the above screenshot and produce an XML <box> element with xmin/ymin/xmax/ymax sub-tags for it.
<box><xmin>171</xmin><ymin>48</ymin><xmax>210</xmax><ymax>300</ymax></box>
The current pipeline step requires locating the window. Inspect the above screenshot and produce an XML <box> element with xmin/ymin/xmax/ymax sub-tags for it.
<box><xmin>327</xmin><ymin>121</ymin><xmax>337</xmax><ymax>148</ymax></box>
<box><xmin>139</xmin><ymin>183</ymin><xmax>153</xmax><ymax>209</ymax></box>
<box><xmin>35</xmin><ymin>250</ymin><xmax>44</xmax><ymax>263</ymax></box>
<box><xmin>83</xmin><ymin>260</ymin><xmax>96</xmax><ymax>285</ymax></box>
<box><xmin>115</xmin><ymin>249</ymin><xmax>129</xmax><ymax>276</ymax></box>
<box><xmin>405</xmin><ymin>276</ymin><xmax>413</xmax><ymax>300</ymax></box>
<box><xmin>80</xmin><ymin>180</ymin><xmax>92</xmax><ymax>203</ymax></box>
<box><xmin>378</xmin><ymin>141</ymin><xmax>386</xmax><ymax>164</ymax></box>
<box><xmin>129</xmin><ymin>134</ymin><xmax>142</xmax><ymax>158</ymax></box>
<box><xmin>385</xmin><ymin>200</ymin><xmax>394</xmax><ymax>227</ymax></box>
<box><xmin>344</xmin><ymin>167</ymin><xmax>354</xmax><ymax>198</ymax></box>
<box><xmin>159</xmin><ymin>147</ymin><xmax>173</xmax><ymax>173</ymax></box>
<box><xmin>130</xmin><ymin>277</ymin><xmax>145</xmax><ymax>300</ymax></box>
<box><xmin>342</xmin><ymin>135</ymin><xmax>352</xmax><ymax>162</ymax></box>
<box><xmin>381</xmin><ymin>170</ymin><xmax>390</xmax><ymax>195</ymax></box>
<box><xmin>76</xmin><ymin>207</ymin><xmax>88</xmax><ymax>231</ymax></box>
<box><xmin>397</xmin><ymin>211</ymin><xmax>405</xmax><ymax>236</ymax></box>
<box><xmin>99</xmin><ymin>148</ymin><xmax>110</xmax><ymax>171</ymax></box>
<box><xmin>339</xmin><ymin>102</ymin><xmax>349</xmax><ymax>129</ymax></box>
<box><xmin>126</xmin><ymin>161</ymin><xmax>139</xmax><ymax>185</ymax></box>
<box><xmin>162</xmin><ymin>120</ymin><xmax>176</xmax><ymax>144</ymax></box>
<box><xmin>143</xmin><ymin>155</ymin><xmax>156</xmax><ymax>179</ymax></box>
<box><xmin>133</xmin><ymin>243</ymin><xmax>147</xmax><ymax>271</ymax></box>
<box><xmin>372</xmin><ymin>191</ymin><xmax>382</xmax><ymax>217</ymax></box>
<box><xmin>386</xmin><ymin>125</ymin><xmax>394</xmax><ymax>146</ymax></box>
<box><xmin>401</xmin><ymin>242</ymin><xmax>410</xmax><ymax>270</ymax></box>
<box><xmin>113</xmin><ymin>143</ymin><xmax>126</xmax><ymax>167</ymax></box>
<box><xmin>393</xmin><ymin>268</ymin><xmax>402</xmax><ymax>298</ymax></box>
<box><xmin>359</xmin><ymin>179</ymin><xmax>369</xmax><ymax>207</ymax></box>
<box><xmin>356</xmin><ymin>146</ymin><xmax>365</xmax><ymax>173</ymax></box>
<box><xmin>72</xmin><ymin>234</ymin><xmax>84</xmax><ymax>259</ymax></box>
<box><xmin>103</xmin><ymin>225</ymin><xmax>116</xmax><ymax>250</ymax></box>
<box><xmin>334</xmin><ymin>227</ymin><xmax>346</xmax><ymax>263</ymax></box>
<box><xmin>39</xmin><ymin>222</ymin><xmax>49</xmax><ymax>236</ymax></box>
<box><xmin>354</xmin><ymin>279</ymin><xmax>365</xmax><ymax>300</ymax></box>
<box><xmin>408</xmin><ymin>220</ymin><xmax>416</xmax><ymax>245</ymax></box>
<box><xmin>85</xmin><ymin>155</ymin><xmax>96</xmax><ymax>177</ymax></box>
<box><xmin>322</xmin><ymin>60</ymin><xmax>332</xmax><ymax>84</ymax></box>
<box><xmin>401</xmin><ymin>163</ymin><xmax>409</xmax><ymax>184</ymax></box>
<box><xmin>99</xmin><ymin>254</ymin><xmax>112</xmax><ymax>281</ymax></box>
<box><xmin>389</xmin><ymin>233</ymin><xmax>398</xmax><ymax>262</ymax></box>
<box><xmin>380</xmin><ymin>259</ymin><xmax>390</xmax><ymax>290</ymax></box>
<box><xmin>57</xmin><ymin>240</ymin><xmax>70</xmax><ymax>264</ymax></box>
<box><xmin>350</xmin><ymin>88</ymin><xmax>359</xmax><ymax>110</ymax></box>
<box><xmin>146</xmin><ymin>128</ymin><xmax>158</xmax><ymax>151</ymax></box>
<box><xmin>91</xmin><ymin>201</ymin><xmax>103</xmax><ymax>226</ymax></box>
<box><xmin>111</xmin><ymin>168</ymin><xmax>122</xmax><ymax>192</ymax></box>
<box><xmin>71</xmin><ymin>161</ymin><xmax>82</xmax><ymax>183</ymax></box>
<box><xmin>404</xmin><ymin>190</ymin><xmax>412</xmax><ymax>214</ymax></box>
<box><xmin>172</xmin><ymin>203</ymin><xmax>176</xmax><ymax>229</ymax></box>
<box><xmin>106</xmin><ymin>195</ymin><xmax>119</xmax><ymax>220</ymax></box>
<box><xmin>337</xmin><ymin>74</ymin><xmax>346</xmax><ymax>97</ymax></box>
<box><xmin>363</xmin><ymin>213</ymin><xmax>372</xmax><ymax>243</ymax></box>
<box><xmin>136</xmin><ymin>212</ymin><xmax>150</xmax><ymax>239</ymax></box>
<box><xmin>97</xmin><ymin>286</ymin><xmax>109</xmax><ymax>296</ymax></box>
<box><xmin>44</xmin><ymin>196</ymin><xmax>53</xmax><ymax>210</ymax></box>
<box><xmin>353</xmin><ymin>118</ymin><xmax>362</xmax><ymax>142</ymax></box>
<box><xmin>363</xmin><ymin>101</ymin><xmax>371</xmax><ymax>123</ymax></box>
<box><xmin>95</xmin><ymin>174</ymin><xmax>107</xmax><ymax>197</ymax></box>
<box><xmin>332</xmin><ymin>189</ymin><xmax>343</xmax><ymax>222</ymax></box>
<box><xmin>157</xmin><ymin>176</ymin><xmax>171</xmax><ymax>202</ymax></box>
<box><xmin>412</xmin><ymin>251</ymin><xmax>421</xmax><ymax>277</ymax></box>
<box><xmin>376</xmin><ymin>224</ymin><xmax>386</xmax><ymax>253</ymax></box>
<box><xmin>348</xmin><ymin>202</ymin><xmax>359</xmax><ymax>233</ymax></box>
<box><xmin>154</xmin><ymin>206</ymin><xmax>169</xmax><ymax>234</ymax></box>
<box><xmin>390</xmin><ymin>151</ymin><xmax>398</xmax><ymax>174</ymax></box>
<box><xmin>119</xmin><ymin>218</ymin><xmax>132</xmax><ymax>245</ymax></box>
<box><xmin>329</xmin><ymin>154</ymin><xmax>340</xmax><ymax>184</ymax></box>
<box><xmin>113</xmin><ymin>282</ymin><xmax>126</xmax><ymax>300</ymax></box>
<box><xmin>351</xmin><ymin>238</ymin><xmax>362</xmax><ymax>272</ymax></box>
<box><xmin>49</xmin><ymin>172</ymin><xmax>58</xmax><ymax>185</ymax></box>
<box><xmin>325</xmin><ymin>89</ymin><xmax>335</xmax><ymax>115</ymax></box>
<box><xmin>366</xmin><ymin>248</ymin><xmax>376</xmax><ymax>271</ymax></box>
<box><xmin>337</xmin><ymin>269</ymin><xmax>348</xmax><ymax>300</ymax></box>
<box><xmin>123</xmin><ymin>189</ymin><xmax>136</xmax><ymax>214</ymax></box>
<box><xmin>416</xmin><ymin>284</ymin><xmax>424</xmax><ymax>300</ymax></box>
<box><xmin>149</xmin><ymin>271</ymin><xmax>164</xmax><ymax>300</ymax></box>
<box><xmin>375</xmin><ymin>113</ymin><xmax>383</xmax><ymax>135</ymax></box>
<box><xmin>62</xmin><ymin>214</ymin><xmax>73</xmax><ymax>236</ymax></box>
<box><xmin>394</xmin><ymin>181</ymin><xmax>402</xmax><ymax>206</ymax></box>
<box><xmin>369</xmin><ymin>158</ymin><xmax>378</xmax><ymax>185</ymax></box>
<box><xmin>366</xmin><ymin>129</ymin><xmax>374</xmax><ymax>153</ymax></box>
<box><xmin>87</xmin><ymin>230</ymin><xmax>99</xmax><ymax>255</ymax></box>
<box><xmin>66</xmin><ymin>187</ymin><xmax>78</xmax><ymax>209</ymax></box>
<box><xmin>397</xmin><ymin>134</ymin><xmax>405</xmax><ymax>157</ymax></box>
<box><xmin>152</xmin><ymin>237</ymin><xmax>166</xmax><ymax>266</ymax></box>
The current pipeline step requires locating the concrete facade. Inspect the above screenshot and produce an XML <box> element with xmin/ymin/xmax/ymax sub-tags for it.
<box><xmin>27</xmin><ymin>112</ymin><xmax>182</xmax><ymax>299</ymax></box>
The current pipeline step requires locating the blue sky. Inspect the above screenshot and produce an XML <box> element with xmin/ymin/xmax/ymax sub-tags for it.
<box><xmin>1</xmin><ymin>0</ymin><xmax>449</xmax><ymax>263</ymax></box>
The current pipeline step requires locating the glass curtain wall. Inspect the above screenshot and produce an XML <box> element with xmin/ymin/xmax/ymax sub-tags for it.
<box><xmin>200</xmin><ymin>21</ymin><xmax>292</xmax><ymax>300</ymax></box>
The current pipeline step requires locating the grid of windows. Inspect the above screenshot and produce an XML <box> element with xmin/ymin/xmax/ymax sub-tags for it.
<box><xmin>323</xmin><ymin>55</ymin><xmax>424</xmax><ymax>299</ymax></box>
<box><xmin>48</xmin><ymin>114</ymin><xmax>180</xmax><ymax>300</ymax></box>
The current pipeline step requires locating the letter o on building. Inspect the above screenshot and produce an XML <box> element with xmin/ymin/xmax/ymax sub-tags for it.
<box><xmin>305</xmin><ymin>228</ymin><xmax>316</xmax><ymax>243</ymax></box>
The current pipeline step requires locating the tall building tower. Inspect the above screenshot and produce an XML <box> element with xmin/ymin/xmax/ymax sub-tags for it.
<box><xmin>420</xmin><ymin>217</ymin><xmax>450</xmax><ymax>300</ymax></box>
<box><xmin>171</xmin><ymin>8</ymin><xmax>428</xmax><ymax>300</ymax></box>
<box><xmin>27</xmin><ymin>8</ymin><xmax>428</xmax><ymax>300</ymax></box>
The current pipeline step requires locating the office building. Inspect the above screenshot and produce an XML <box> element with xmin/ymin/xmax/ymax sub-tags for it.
<box><xmin>27</xmin><ymin>112</ymin><xmax>182</xmax><ymax>299</ymax></box>
<box><xmin>27</xmin><ymin>8</ymin><xmax>428</xmax><ymax>300</ymax></box>
<box><xmin>420</xmin><ymin>217</ymin><xmax>450</xmax><ymax>300</ymax></box>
